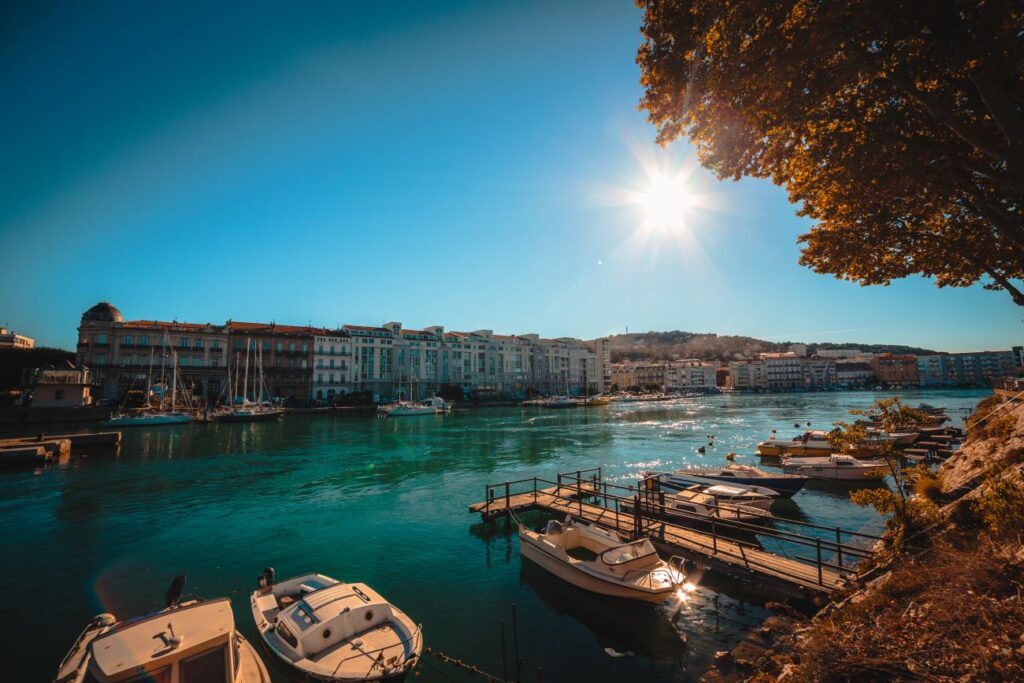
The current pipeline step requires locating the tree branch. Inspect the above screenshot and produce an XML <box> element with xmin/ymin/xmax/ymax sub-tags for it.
<box><xmin>885</xmin><ymin>71</ymin><xmax>1004</xmax><ymax>162</ymax></box>
<box><xmin>967</xmin><ymin>68</ymin><xmax>1024</xmax><ymax>149</ymax></box>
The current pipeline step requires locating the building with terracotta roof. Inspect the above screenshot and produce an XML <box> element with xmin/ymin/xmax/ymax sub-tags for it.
<box><xmin>77</xmin><ymin>303</ymin><xmax>229</xmax><ymax>402</ymax></box>
<box><xmin>226</xmin><ymin>321</ymin><xmax>314</xmax><ymax>400</ymax></box>
<box><xmin>312</xmin><ymin>329</ymin><xmax>353</xmax><ymax>401</ymax></box>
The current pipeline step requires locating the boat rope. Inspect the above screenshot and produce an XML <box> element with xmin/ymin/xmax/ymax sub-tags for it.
<box><xmin>424</xmin><ymin>647</ymin><xmax>506</xmax><ymax>682</ymax></box>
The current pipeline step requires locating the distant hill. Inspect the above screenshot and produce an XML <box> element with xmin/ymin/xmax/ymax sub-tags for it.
<box><xmin>607</xmin><ymin>331</ymin><xmax>936</xmax><ymax>363</ymax></box>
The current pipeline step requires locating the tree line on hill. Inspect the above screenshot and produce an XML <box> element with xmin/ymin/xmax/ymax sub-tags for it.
<box><xmin>608</xmin><ymin>331</ymin><xmax>936</xmax><ymax>363</ymax></box>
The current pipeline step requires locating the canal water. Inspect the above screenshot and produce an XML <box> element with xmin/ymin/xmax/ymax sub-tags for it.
<box><xmin>2</xmin><ymin>389</ymin><xmax>985</xmax><ymax>682</ymax></box>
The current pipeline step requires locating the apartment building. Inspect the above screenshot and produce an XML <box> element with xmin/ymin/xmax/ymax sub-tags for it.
<box><xmin>665</xmin><ymin>360</ymin><xmax>717</xmax><ymax>391</ymax></box>
<box><xmin>917</xmin><ymin>351</ymin><xmax>1017</xmax><ymax>387</ymax></box>
<box><xmin>77</xmin><ymin>302</ymin><xmax>229</xmax><ymax>401</ymax></box>
<box><xmin>226</xmin><ymin>322</ymin><xmax>314</xmax><ymax>400</ymax></box>
<box><xmin>835</xmin><ymin>360</ymin><xmax>874</xmax><ymax>388</ymax></box>
<box><xmin>760</xmin><ymin>352</ymin><xmax>804</xmax><ymax>390</ymax></box>
<box><xmin>801</xmin><ymin>357</ymin><xmax>837</xmax><ymax>388</ymax></box>
<box><xmin>312</xmin><ymin>330</ymin><xmax>353</xmax><ymax>401</ymax></box>
<box><xmin>0</xmin><ymin>327</ymin><xmax>34</xmax><ymax>349</ymax></box>
<box><xmin>728</xmin><ymin>360</ymin><xmax>767</xmax><ymax>390</ymax></box>
<box><xmin>869</xmin><ymin>353</ymin><xmax>920</xmax><ymax>386</ymax></box>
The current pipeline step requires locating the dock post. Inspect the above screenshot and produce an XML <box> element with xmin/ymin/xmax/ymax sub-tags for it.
<box><xmin>711</xmin><ymin>517</ymin><xmax>718</xmax><ymax>554</ymax></box>
<box><xmin>835</xmin><ymin>527</ymin><xmax>843</xmax><ymax>568</ymax></box>
<box><xmin>575</xmin><ymin>470</ymin><xmax>581</xmax><ymax>498</ymax></box>
<box><xmin>512</xmin><ymin>603</ymin><xmax>522</xmax><ymax>683</ymax></box>
<box><xmin>533</xmin><ymin>477</ymin><xmax>538</xmax><ymax>504</ymax></box>
<box><xmin>505</xmin><ymin>482</ymin><xmax>510</xmax><ymax>519</ymax></box>
<box><xmin>499</xmin><ymin>620</ymin><xmax>509</xmax><ymax>683</ymax></box>
<box><xmin>816</xmin><ymin>537</ymin><xmax>823</xmax><ymax>585</ymax></box>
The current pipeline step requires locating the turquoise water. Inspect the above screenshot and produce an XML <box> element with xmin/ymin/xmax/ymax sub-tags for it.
<box><xmin>1</xmin><ymin>389</ymin><xmax>985</xmax><ymax>682</ymax></box>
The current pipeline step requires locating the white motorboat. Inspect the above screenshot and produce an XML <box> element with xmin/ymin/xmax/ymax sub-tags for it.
<box><xmin>380</xmin><ymin>396</ymin><xmax>451</xmax><ymax>417</ymax></box>
<box><xmin>757</xmin><ymin>430</ymin><xmax>834</xmax><ymax>457</ymax></box>
<box><xmin>665</xmin><ymin>484</ymin><xmax>772</xmax><ymax>521</ymax></box>
<box><xmin>782</xmin><ymin>454</ymin><xmax>891</xmax><ymax>481</ymax></box>
<box><xmin>649</xmin><ymin>464</ymin><xmax>807</xmax><ymax>497</ymax></box>
<box><xmin>103</xmin><ymin>412</ymin><xmax>193</xmax><ymax>427</ymax></box>
<box><xmin>250</xmin><ymin>569</ymin><xmax>422</xmax><ymax>682</ymax></box>
<box><xmin>54</xmin><ymin>576</ymin><xmax>269</xmax><ymax>683</ymax></box>
<box><xmin>518</xmin><ymin>517</ymin><xmax>685</xmax><ymax>602</ymax></box>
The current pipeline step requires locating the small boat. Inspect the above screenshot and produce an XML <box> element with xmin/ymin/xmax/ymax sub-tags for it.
<box><xmin>215</xmin><ymin>405</ymin><xmax>286</xmax><ymax>423</ymax></box>
<box><xmin>251</xmin><ymin>569</ymin><xmax>422</xmax><ymax>682</ymax></box>
<box><xmin>541</xmin><ymin>396</ymin><xmax>578</xmax><ymax>408</ymax></box>
<box><xmin>648</xmin><ymin>464</ymin><xmax>807</xmax><ymax>497</ymax></box>
<box><xmin>103</xmin><ymin>412</ymin><xmax>193</xmax><ymax>427</ymax></box>
<box><xmin>582</xmin><ymin>395</ymin><xmax>612</xmax><ymax>406</ymax></box>
<box><xmin>782</xmin><ymin>454</ymin><xmax>891</xmax><ymax>481</ymax></box>
<box><xmin>626</xmin><ymin>484</ymin><xmax>773</xmax><ymax>522</ymax></box>
<box><xmin>55</xmin><ymin>575</ymin><xmax>269</xmax><ymax>683</ymax></box>
<box><xmin>757</xmin><ymin>430</ymin><xmax>834</xmax><ymax>457</ymax></box>
<box><xmin>518</xmin><ymin>517</ymin><xmax>685</xmax><ymax>602</ymax></box>
<box><xmin>380</xmin><ymin>396</ymin><xmax>451</xmax><ymax>417</ymax></box>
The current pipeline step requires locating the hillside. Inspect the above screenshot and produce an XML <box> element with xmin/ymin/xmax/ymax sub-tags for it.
<box><xmin>607</xmin><ymin>331</ymin><xmax>936</xmax><ymax>363</ymax></box>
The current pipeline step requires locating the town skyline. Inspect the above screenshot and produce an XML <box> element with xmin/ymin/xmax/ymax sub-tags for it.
<box><xmin>3</xmin><ymin>1</ymin><xmax>1022</xmax><ymax>357</ymax></box>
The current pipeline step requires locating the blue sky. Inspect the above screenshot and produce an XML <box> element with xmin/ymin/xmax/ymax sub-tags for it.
<box><xmin>1</xmin><ymin>0</ymin><xmax>1020</xmax><ymax>352</ymax></box>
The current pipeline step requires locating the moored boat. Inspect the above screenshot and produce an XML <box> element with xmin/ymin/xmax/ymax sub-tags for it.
<box><xmin>651</xmin><ymin>464</ymin><xmax>807</xmax><ymax>497</ymax></box>
<box><xmin>518</xmin><ymin>517</ymin><xmax>685</xmax><ymax>602</ymax></box>
<box><xmin>103</xmin><ymin>412</ymin><xmax>193</xmax><ymax>427</ymax></box>
<box><xmin>628</xmin><ymin>483</ymin><xmax>774</xmax><ymax>522</ymax></box>
<box><xmin>379</xmin><ymin>396</ymin><xmax>451</xmax><ymax>417</ymax></box>
<box><xmin>250</xmin><ymin>569</ymin><xmax>422</xmax><ymax>682</ymax></box>
<box><xmin>55</xmin><ymin>575</ymin><xmax>269</xmax><ymax>683</ymax></box>
<box><xmin>215</xmin><ymin>405</ymin><xmax>286</xmax><ymax>422</ymax></box>
<box><xmin>782</xmin><ymin>453</ymin><xmax>891</xmax><ymax>481</ymax></box>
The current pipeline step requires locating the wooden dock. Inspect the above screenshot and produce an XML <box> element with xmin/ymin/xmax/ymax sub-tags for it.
<box><xmin>470</xmin><ymin>470</ymin><xmax>872</xmax><ymax>597</ymax></box>
<box><xmin>0</xmin><ymin>431</ymin><xmax>121</xmax><ymax>467</ymax></box>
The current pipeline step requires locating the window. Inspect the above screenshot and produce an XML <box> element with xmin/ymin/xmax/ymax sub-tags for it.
<box><xmin>181</xmin><ymin>338</ymin><xmax>189</xmax><ymax>349</ymax></box>
<box><xmin>329</xmin><ymin>359</ymin><xmax>335</xmax><ymax>369</ymax></box>
<box><xmin>212</xmin><ymin>340</ymin><xmax>221</xmax><ymax>350</ymax></box>
<box><xmin>180</xmin><ymin>644</ymin><xmax>228</xmax><ymax>683</ymax></box>
<box><xmin>317</xmin><ymin>374</ymin><xmax>323</xmax><ymax>384</ymax></box>
<box><xmin>289</xmin><ymin>342</ymin><xmax>296</xmax><ymax>353</ymax></box>
<box><xmin>301</xmin><ymin>343</ymin><xmax>308</xmax><ymax>353</ymax></box>
<box><xmin>234</xmin><ymin>340</ymin><xmax>242</xmax><ymax>350</ymax></box>
<box><xmin>140</xmin><ymin>335</ymin><xmax>149</xmax><ymax>346</ymax></box>
<box><xmin>194</xmin><ymin>339</ymin><xmax>203</xmax><ymax>348</ymax></box>
<box><xmin>329</xmin><ymin>373</ymin><xmax>335</xmax><ymax>383</ymax></box>
<box><xmin>123</xmin><ymin>335</ymin><xmax>133</xmax><ymax>345</ymax></box>
<box><xmin>277</xmin><ymin>623</ymin><xmax>299</xmax><ymax>648</ymax></box>
<box><xmin>122</xmin><ymin>667</ymin><xmax>171</xmax><ymax>683</ymax></box>
<box><xmin>180</xmin><ymin>356</ymin><xmax>189</xmax><ymax>367</ymax></box>
<box><xmin>301</xmin><ymin>359</ymin><xmax>307</xmax><ymax>369</ymax></box>
<box><xmin>276</xmin><ymin>342</ymin><xmax>283</xmax><ymax>352</ymax></box>
<box><xmin>317</xmin><ymin>359</ymin><xmax>323</xmax><ymax>368</ymax></box>
<box><xmin>96</xmin><ymin>334</ymin><xmax>107</xmax><ymax>344</ymax></box>
<box><xmin>318</xmin><ymin>344</ymin><xmax>324</xmax><ymax>354</ymax></box>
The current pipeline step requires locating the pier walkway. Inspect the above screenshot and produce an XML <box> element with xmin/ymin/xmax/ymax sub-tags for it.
<box><xmin>469</xmin><ymin>468</ymin><xmax>880</xmax><ymax>597</ymax></box>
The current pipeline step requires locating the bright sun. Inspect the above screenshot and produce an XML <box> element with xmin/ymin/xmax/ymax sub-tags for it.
<box><xmin>638</xmin><ymin>173</ymin><xmax>691</xmax><ymax>232</ymax></box>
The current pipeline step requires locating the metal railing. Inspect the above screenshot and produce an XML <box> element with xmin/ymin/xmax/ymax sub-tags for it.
<box><xmin>480</xmin><ymin>469</ymin><xmax>882</xmax><ymax>588</ymax></box>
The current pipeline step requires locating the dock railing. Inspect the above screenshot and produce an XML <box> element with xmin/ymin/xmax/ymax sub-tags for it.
<box><xmin>481</xmin><ymin>469</ymin><xmax>882</xmax><ymax>588</ymax></box>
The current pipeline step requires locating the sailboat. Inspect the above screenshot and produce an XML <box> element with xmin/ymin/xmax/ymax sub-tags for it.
<box><xmin>215</xmin><ymin>337</ymin><xmax>285</xmax><ymax>422</ymax></box>
<box><xmin>379</xmin><ymin>371</ymin><xmax>451</xmax><ymax>417</ymax></box>
<box><xmin>104</xmin><ymin>336</ymin><xmax>193</xmax><ymax>427</ymax></box>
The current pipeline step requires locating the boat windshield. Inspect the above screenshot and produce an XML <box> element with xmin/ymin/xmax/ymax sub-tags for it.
<box><xmin>601</xmin><ymin>539</ymin><xmax>656</xmax><ymax>566</ymax></box>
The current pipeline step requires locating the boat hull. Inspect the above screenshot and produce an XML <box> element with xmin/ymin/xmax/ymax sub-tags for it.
<box><xmin>102</xmin><ymin>414</ymin><xmax>192</xmax><ymax>427</ymax></box>
<box><xmin>658</xmin><ymin>473</ymin><xmax>805</xmax><ymax>498</ymax></box>
<box><xmin>215</xmin><ymin>410</ymin><xmax>284</xmax><ymax>423</ymax></box>
<box><xmin>518</xmin><ymin>533</ymin><xmax>676</xmax><ymax>602</ymax></box>
<box><xmin>781</xmin><ymin>462</ymin><xmax>889</xmax><ymax>481</ymax></box>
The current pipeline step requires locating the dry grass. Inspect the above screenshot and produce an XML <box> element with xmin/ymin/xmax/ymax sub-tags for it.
<box><xmin>793</xmin><ymin>532</ymin><xmax>1024</xmax><ymax>681</ymax></box>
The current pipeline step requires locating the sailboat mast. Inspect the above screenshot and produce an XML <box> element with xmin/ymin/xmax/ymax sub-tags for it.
<box><xmin>146</xmin><ymin>347</ymin><xmax>154</xmax><ymax>403</ymax></box>
<box><xmin>243</xmin><ymin>337</ymin><xmax>250</xmax><ymax>405</ymax></box>
<box><xmin>171</xmin><ymin>346</ymin><xmax>178</xmax><ymax>411</ymax></box>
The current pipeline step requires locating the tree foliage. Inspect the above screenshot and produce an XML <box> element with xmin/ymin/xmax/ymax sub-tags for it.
<box><xmin>637</xmin><ymin>0</ymin><xmax>1024</xmax><ymax>305</ymax></box>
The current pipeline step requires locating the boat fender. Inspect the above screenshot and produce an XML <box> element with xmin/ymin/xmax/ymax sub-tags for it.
<box><xmin>697</xmin><ymin>446</ymin><xmax>705</xmax><ymax>454</ymax></box>
<box><xmin>93</xmin><ymin>613</ymin><xmax>116</xmax><ymax>627</ymax></box>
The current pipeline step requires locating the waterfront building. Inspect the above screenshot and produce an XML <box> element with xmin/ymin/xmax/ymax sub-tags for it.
<box><xmin>869</xmin><ymin>353</ymin><xmax>920</xmax><ymax>386</ymax></box>
<box><xmin>917</xmin><ymin>351</ymin><xmax>1017</xmax><ymax>387</ymax></box>
<box><xmin>665</xmin><ymin>359</ymin><xmax>717</xmax><ymax>391</ymax></box>
<box><xmin>226</xmin><ymin>322</ymin><xmax>314</xmax><ymax>401</ymax></box>
<box><xmin>77</xmin><ymin>303</ymin><xmax>229</xmax><ymax>402</ymax></box>
<box><xmin>312</xmin><ymin>329</ymin><xmax>354</xmax><ymax>402</ymax></box>
<box><xmin>835</xmin><ymin>360</ymin><xmax>875</xmax><ymax>388</ymax></box>
<box><xmin>21</xmin><ymin>361</ymin><xmax>92</xmax><ymax>407</ymax></box>
<box><xmin>728</xmin><ymin>359</ymin><xmax>767</xmax><ymax>390</ymax></box>
<box><xmin>788</xmin><ymin>343</ymin><xmax>807</xmax><ymax>357</ymax></box>
<box><xmin>610</xmin><ymin>363</ymin><xmax>637</xmax><ymax>391</ymax></box>
<box><xmin>801</xmin><ymin>357</ymin><xmax>837</xmax><ymax>388</ymax></box>
<box><xmin>0</xmin><ymin>327</ymin><xmax>34</xmax><ymax>349</ymax></box>
<box><xmin>759</xmin><ymin>352</ymin><xmax>804</xmax><ymax>390</ymax></box>
<box><xmin>815</xmin><ymin>348</ymin><xmax>870</xmax><ymax>359</ymax></box>
<box><xmin>634</xmin><ymin>362</ymin><xmax>667</xmax><ymax>390</ymax></box>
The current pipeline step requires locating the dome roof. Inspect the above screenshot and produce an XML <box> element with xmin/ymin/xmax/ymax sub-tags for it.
<box><xmin>82</xmin><ymin>302</ymin><xmax>124</xmax><ymax>323</ymax></box>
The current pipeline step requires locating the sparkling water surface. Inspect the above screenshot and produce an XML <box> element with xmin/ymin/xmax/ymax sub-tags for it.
<box><xmin>1</xmin><ymin>389</ymin><xmax>985</xmax><ymax>682</ymax></box>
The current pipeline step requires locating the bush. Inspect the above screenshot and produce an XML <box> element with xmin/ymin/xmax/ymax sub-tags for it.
<box><xmin>850</xmin><ymin>488</ymin><xmax>940</xmax><ymax>552</ymax></box>
<box><xmin>972</xmin><ymin>466</ymin><xmax>1024</xmax><ymax>536</ymax></box>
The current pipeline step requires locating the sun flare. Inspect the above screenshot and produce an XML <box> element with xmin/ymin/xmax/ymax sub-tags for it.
<box><xmin>636</xmin><ymin>173</ymin><xmax>691</xmax><ymax>232</ymax></box>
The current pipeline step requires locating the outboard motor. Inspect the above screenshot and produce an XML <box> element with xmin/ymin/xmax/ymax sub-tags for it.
<box><xmin>544</xmin><ymin>519</ymin><xmax>564</xmax><ymax>536</ymax></box>
<box><xmin>258</xmin><ymin>567</ymin><xmax>275</xmax><ymax>591</ymax></box>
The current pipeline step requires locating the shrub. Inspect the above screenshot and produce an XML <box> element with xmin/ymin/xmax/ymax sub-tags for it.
<box><xmin>972</xmin><ymin>466</ymin><xmax>1024</xmax><ymax>536</ymax></box>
